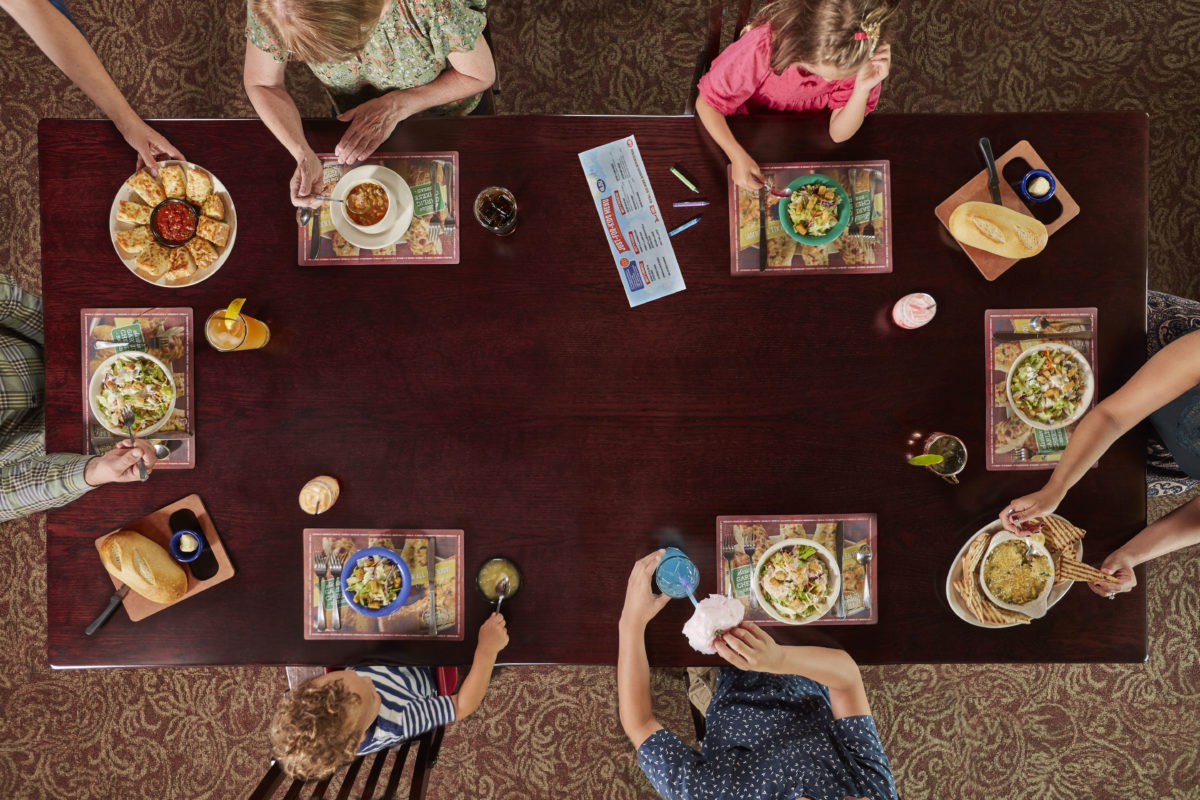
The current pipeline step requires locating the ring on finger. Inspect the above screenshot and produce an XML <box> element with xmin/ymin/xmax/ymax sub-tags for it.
<box><xmin>1106</xmin><ymin>593</ymin><xmax>1116</xmax><ymax>600</ymax></box>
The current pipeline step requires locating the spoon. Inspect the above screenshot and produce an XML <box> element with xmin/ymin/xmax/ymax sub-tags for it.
<box><xmin>855</xmin><ymin>545</ymin><xmax>873</xmax><ymax>614</ymax></box>
<box><xmin>494</xmin><ymin>575</ymin><xmax>510</xmax><ymax>613</ymax></box>
<box><xmin>296</xmin><ymin>207</ymin><xmax>312</xmax><ymax>226</ymax></box>
<box><xmin>152</xmin><ymin>443</ymin><xmax>170</xmax><ymax>460</ymax></box>
<box><xmin>764</xmin><ymin>176</ymin><xmax>792</xmax><ymax>198</ymax></box>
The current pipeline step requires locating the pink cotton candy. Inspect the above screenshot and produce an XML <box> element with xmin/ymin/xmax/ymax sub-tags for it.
<box><xmin>683</xmin><ymin>594</ymin><xmax>745</xmax><ymax>654</ymax></box>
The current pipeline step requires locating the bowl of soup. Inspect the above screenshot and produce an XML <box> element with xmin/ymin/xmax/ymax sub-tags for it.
<box><xmin>340</xmin><ymin>179</ymin><xmax>397</xmax><ymax>234</ymax></box>
<box><xmin>476</xmin><ymin>557</ymin><xmax>522</xmax><ymax>603</ymax></box>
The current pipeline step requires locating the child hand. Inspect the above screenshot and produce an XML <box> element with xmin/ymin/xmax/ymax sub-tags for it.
<box><xmin>731</xmin><ymin>153</ymin><xmax>766</xmax><ymax>191</ymax></box>
<box><xmin>713</xmin><ymin>622</ymin><xmax>785</xmax><ymax>673</ymax></box>
<box><xmin>855</xmin><ymin>42</ymin><xmax>891</xmax><ymax>91</ymax></box>
<box><xmin>620</xmin><ymin>550</ymin><xmax>671</xmax><ymax>629</ymax></box>
<box><xmin>477</xmin><ymin>612</ymin><xmax>509</xmax><ymax>657</ymax></box>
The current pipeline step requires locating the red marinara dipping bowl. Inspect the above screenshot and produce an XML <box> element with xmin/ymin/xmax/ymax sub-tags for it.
<box><xmin>149</xmin><ymin>198</ymin><xmax>198</xmax><ymax>247</ymax></box>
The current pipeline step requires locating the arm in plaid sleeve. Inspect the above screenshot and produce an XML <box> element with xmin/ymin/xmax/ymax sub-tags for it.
<box><xmin>0</xmin><ymin>273</ymin><xmax>44</xmax><ymax>346</ymax></box>
<box><xmin>0</xmin><ymin>452</ymin><xmax>94</xmax><ymax>521</ymax></box>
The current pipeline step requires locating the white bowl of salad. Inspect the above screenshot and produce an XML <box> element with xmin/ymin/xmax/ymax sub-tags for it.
<box><xmin>340</xmin><ymin>546</ymin><xmax>412</xmax><ymax>617</ymax></box>
<box><xmin>88</xmin><ymin>350</ymin><xmax>177</xmax><ymax>436</ymax></box>
<box><xmin>1006</xmin><ymin>344</ymin><xmax>1095</xmax><ymax>431</ymax></box>
<box><xmin>752</xmin><ymin>538</ymin><xmax>841</xmax><ymax>625</ymax></box>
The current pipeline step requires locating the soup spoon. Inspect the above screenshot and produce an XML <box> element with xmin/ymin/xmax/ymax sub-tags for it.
<box><xmin>494</xmin><ymin>575</ymin><xmax>510</xmax><ymax>613</ymax></box>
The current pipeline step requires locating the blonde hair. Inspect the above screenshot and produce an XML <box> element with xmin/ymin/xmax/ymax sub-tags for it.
<box><xmin>251</xmin><ymin>0</ymin><xmax>389</xmax><ymax>64</ymax></box>
<box><xmin>269</xmin><ymin>678</ymin><xmax>363</xmax><ymax>781</ymax></box>
<box><xmin>751</xmin><ymin>0</ymin><xmax>900</xmax><ymax>75</ymax></box>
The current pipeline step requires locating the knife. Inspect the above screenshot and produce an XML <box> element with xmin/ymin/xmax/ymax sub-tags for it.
<box><xmin>994</xmin><ymin>331</ymin><xmax>1093</xmax><ymax>341</ymax></box>
<box><xmin>833</xmin><ymin>523</ymin><xmax>846</xmax><ymax>619</ymax></box>
<box><xmin>757</xmin><ymin>185</ymin><xmax>768</xmax><ymax>271</ymax></box>
<box><xmin>979</xmin><ymin>138</ymin><xmax>1002</xmax><ymax>205</ymax></box>
<box><xmin>86</xmin><ymin>584</ymin><xmax>129</xmax><ymax>635</ymax></box>
<box><xmin>426</xmin><ymin>537</ymin><xmax>437</xmax><ymax>637</ymax></box>
<box><xmin>308</xmin><ymin>201</ymin><xmax>323</xmax><ymax>259</ymax></box>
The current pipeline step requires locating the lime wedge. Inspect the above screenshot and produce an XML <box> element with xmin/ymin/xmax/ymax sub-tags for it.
<box><xmin>224</xmin><ymin>298</ymin><xmax>246</xmax><ymax>330</ymax></box>
<box><xmin>908</xmin><ymin>454</ymin><xmax>944</xmax><ymax>466</ymax></box>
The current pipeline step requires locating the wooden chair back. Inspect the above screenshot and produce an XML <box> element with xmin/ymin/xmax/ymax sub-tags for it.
<box><xmin>686</xmin><ymin>0</ymin><xmax>756</xmax><ymax>114</ymax></box>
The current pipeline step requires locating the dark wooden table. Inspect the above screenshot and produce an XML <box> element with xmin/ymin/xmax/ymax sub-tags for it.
<box><xmin>41</xmin><ymin>112</ymin><xmax>1148</xmax><ymax>668</ymax></box>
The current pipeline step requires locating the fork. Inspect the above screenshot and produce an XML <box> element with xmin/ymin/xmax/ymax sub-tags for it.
<box><xmin>327</xmin><ymin>553</ymin><xmax>344</xmax><ymax>630</ymax></box>
<box><xmin>859</xmin><ymin>172</ymin><xmax>877</xmax><ymax>241</ymax></box>
<box><xmin>117</xmin><ymin>408</ymin><xmax>148</xmax><ymax>481</ymax></box>
<box><xmin>721</xmin><ymin>527</ymin><xmax>739</xmax><ymax>598</ymax></box>
<box><xmin>95</xmin><ymin>337</ymin><xmax>171</xmax><ymax>351</ymax></box>
<box><xmin>313</xmin><ymin>552</ymin><xmax>328</xmax><ymax>632</ymax></box>
<box><xmin>738</xmin><ymin>531</ymin><xmax>758</xmax><ymax>610</ymax></box>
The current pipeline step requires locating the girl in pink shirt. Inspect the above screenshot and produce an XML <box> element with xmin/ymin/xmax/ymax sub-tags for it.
<box><xmin>696</xmin><ymin>0</ymin><xmax>899</xmax><ymax>190</ymax></box>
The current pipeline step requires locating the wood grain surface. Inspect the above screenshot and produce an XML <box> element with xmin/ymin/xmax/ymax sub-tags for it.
<box><xmin>41</xmin><ymin>113</ymin><xmax>1148</xmax><ymax>668</ymax></box>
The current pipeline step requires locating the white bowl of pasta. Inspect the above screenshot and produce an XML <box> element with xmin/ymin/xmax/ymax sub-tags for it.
<box><xmin>751</xmin><ymin>538</ymin><xmax>841</xmax><ymax>625</ymax></box>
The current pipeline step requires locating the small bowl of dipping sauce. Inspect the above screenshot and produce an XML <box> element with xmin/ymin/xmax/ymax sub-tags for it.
<box><xmin>341</xmin><ymin>179</ymin><xmax>397</xmax><ymax>234</ymax></box>
<box><xmin>169</xmin><ymin>528</ymin><xmax>206</xmax><ymax>563</ymax></box>
<box><xmin>476</xmin><ymin>557</ymin><xmax>522</xmax><ymax>603</ymax></box>
<box><xmin>149</xmin><ymin>198</ymin><xmax>199</xmax><ymax>247</ymax></box>
<box><xmin>1018</xmin><ymin>169</ymin><xmax>1056</xmax><ymax>203</ymax></box>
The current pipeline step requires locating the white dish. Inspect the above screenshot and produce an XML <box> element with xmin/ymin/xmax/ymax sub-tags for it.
<box><xmin>88</xmin><ymin>350</ymin><xmax>177</xmax><ymax>436</ymax></box>
<box><xmin>108</xmin><ymin>160</ymin><xmax>237</xmax><ymax>288</ymax></box>
<box><xmin>945</xmin><ymin>516</ymin><xmax>1079</xmax><ymax>629</ymax></box>
<box><xmin>337</xmin><ymin>177</ymin><xmax>399</xmax><ymax>234</ymax></box>
<box><xmin>751</xmin><ymin>537</ymin><xmax>841</xmax><ymax>625</ymax></box>
<box><xmin>329</xmin><ymin>165</ymin><xmax>413</xmax><ymax>249</ymax></box>
<box><xmin>1006</xmin><ymin>343</ymin><xmax>1094</xmax><ymax>431</ymax></box>
<box><xmin>979</xmin><ymin>531</ymin><xmax>1055</xmax><ymax>619</ymax></box>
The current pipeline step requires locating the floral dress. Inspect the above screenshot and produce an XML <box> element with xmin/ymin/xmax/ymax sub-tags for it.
<box><xmin>245</xmin><ymin>0</ymin><xmax>487</xmax><ymax>116</ymax></box>
<box><xmin>638</xmin><ymin>668</ymin><xmax>897</xmax><ymax>800</ymax></box>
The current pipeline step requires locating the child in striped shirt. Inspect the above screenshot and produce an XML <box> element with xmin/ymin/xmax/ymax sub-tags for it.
<box><xmin>269</xmin><ymin>612</ymin><xmax>508</xmax><ymax>781</ymax></box>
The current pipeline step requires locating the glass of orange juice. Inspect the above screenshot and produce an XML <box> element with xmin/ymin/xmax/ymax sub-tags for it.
<box><xmin>205</xmin><ymin>309</ymin><xmax>270</xmax><ymax>352</ymax></box>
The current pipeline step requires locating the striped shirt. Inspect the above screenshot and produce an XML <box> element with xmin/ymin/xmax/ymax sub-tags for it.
<box><xmin>0</xmin><ymin>274</ymin><xmax>93</xmax><ymax>521</ymax></box>
<box><xmin>353</xmin><ymin>666</ymin><xmax>457</xmax><ymax>755</ymax></box>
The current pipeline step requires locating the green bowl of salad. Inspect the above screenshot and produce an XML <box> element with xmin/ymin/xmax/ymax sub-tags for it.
<box><xmin>1006</xmin><ymin>344</ymin><xmax>1095</xmax><ymax>430</ymax></box>
<box><xmin>777</xmin><ymin>174</ymin><xmax>851</xmax><ymax>246</ymax></box>
<box><xmin>752</xmin><ymin>538</ymin><xmax>841</xmax><ymax>625</ymax></box>
<box><xmin>88</xmin><ymin>350</ymin><xmax>177</xmax><ymax>436</ymax></box>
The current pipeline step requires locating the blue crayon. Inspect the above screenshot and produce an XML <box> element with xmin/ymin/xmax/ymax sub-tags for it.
<box><xmin>668</xmin><ymin>215</ymin><xmax>702</xmax><ymax>236</ymax></box>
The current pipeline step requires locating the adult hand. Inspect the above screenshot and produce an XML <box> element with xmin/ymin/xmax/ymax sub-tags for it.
<box><xmin>290</xmin><ymin>150</ymin><xmax>325</xmax><ymax>208</ymax></box>
<box><xmin>620</xmin><ymin>550</ymin><xmax>670</xmax><ymax>629</ymax></box>
<box><xmin>714</xmin><ymin>621</ymin><xmax>786</xmax><ymax>673</ymax></box>
<box><xmin>476</xmin><ymin>611</ymin><xmax>509</xmax><ymax>657</ymax></box>
<box><xmin>731</xmin><ymin>152</ymin><xmax>766</xmax><ymax>191</ymax></box>
<box><xmin>999</xmin><ymin>487</ymin><xmax>1064</xmax><ymax>532</ymax></box>
<box><xmin>83</xmin><ymin>440</ymin><xmax>157</xmax><ymax>486</ymax></box>
<box><xmin>855</xmin><ymin>42</ymin><xmax>891</xmax><ymax>91</ymax></box>
<box><xmin>1089</xmin><ymin>553</ymin><xmax>1136</xmax><ymax>597</ymax></box>
<box><xmin>335</xmin><ymin>94</ymin><xmax>407</xmax><ymax>165</ymax></box>
<box><xmin>121</xmin><ymin>120</ymin><xmax>184</xmax><ymax>178</ymax></box>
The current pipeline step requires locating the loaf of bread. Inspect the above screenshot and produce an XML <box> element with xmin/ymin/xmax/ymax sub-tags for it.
<box><xmin>99</xmin><ymin>530</ymin><xmax>188</xmax><ymax>604</ymax></box>
<box><xmin>948</xmin><ymin>201</ymin><xmax>1048</xmax><ymax>259</ymax></box>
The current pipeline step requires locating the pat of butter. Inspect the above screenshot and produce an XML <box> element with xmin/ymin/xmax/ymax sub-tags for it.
<box><xmin>1028</xmin><ymin>176</ymin><xmax>1051</xmax><ymax>197</ymax></box>
<box><xmin>180</xmin><ymin>533</ymin><xmax>199</xmax><ymax>553</ymax></box>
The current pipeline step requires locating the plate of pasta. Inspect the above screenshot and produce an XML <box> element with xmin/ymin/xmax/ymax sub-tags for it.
<box><xmin>109</xmin><ymin>161</ymin><xmax>237</xmax><ymax>287</ymax></box>
<box><xmin>752</xmin><ymin>538</ymin><xmax>841</xmax><ymax>624</ymax></box>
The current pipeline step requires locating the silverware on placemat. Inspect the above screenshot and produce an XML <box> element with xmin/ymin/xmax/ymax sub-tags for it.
<box><xmin>327</xmin><ymin>552</ymin><xmax>343</xmax><ymax>630</ymax></box>
<box><xmin>994</xmin><ymin>330</ymin><xmax>1093</xmax><ymax>341</ymax></box>
<box><xmin>313</xmin><ymin>551</ymin><xmax>327</xmax><ymax>632</ymax></box>
<box><xmin>739</xmin><ymin>531</ymin><xmax>758</xmax><ymax>609</ymax></box>
<box><xmin>721</xmin><ymin>527</ymin><xmax>739</xmax><ymax>597</ymax></box>
<box><xmin>757</xmin><ymin>185</ymin><xmax>768</xmax><ymax>271</ymax></box>
<box><xmin>860</xmin><ymin>170</ymin><xmax>877</xmax><ymax>242</ymax></box>
<box><xmin>307</xmin><ymin>204</ymin><xmax>322</xmax><ymax>259</ymax></box>
<box><xmin>856</xmin><ymin>544</ymin><xmax>873</xmax><ymax>616</ymax></box>
<box><xmin>427</xmin><ymin>537</ymin><xmax>438</xmax><ymax>637</ymax></box>
<box><xmin>834</xmin><ymin>523</ymin><xmax>846</xmax><ymax>619</ymax></box>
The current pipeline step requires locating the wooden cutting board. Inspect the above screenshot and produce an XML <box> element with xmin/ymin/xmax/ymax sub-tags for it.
<box><xmin>93</xmin><ymin>493</ymin><xmax>235</xmax><ymax>621</ymax></box>
<box><xmin>934</xmin><ymin>140</ymin><xmax>1080</xmax><ymax>281</ymax></box>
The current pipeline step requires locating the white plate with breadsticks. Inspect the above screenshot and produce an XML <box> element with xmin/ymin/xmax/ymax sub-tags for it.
<box><xmin>109</xmin><ymin>161</ymin><xmax>237</xmax><ymax>288</ymax></box>
<box><xmin>946</xmin><ymin>514</ymin><xmax>1095</xmax><ymax>628</ymax></box>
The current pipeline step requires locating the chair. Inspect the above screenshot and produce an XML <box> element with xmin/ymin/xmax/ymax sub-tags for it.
<box><xmin>685</xmin><ymin>0</ymin><xmax>755</xmax><ymax>115</ymax></box>
<box><xmin>248</xmin><ymin>667</ymin><xmax>458</xmax><ymax>800</ymax></box>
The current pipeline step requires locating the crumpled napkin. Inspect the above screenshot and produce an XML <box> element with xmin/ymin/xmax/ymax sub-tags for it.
<box><xmin>683</xmin><ymin>594</ymin><xmax>745</xmax><ymax>654</ymax></box>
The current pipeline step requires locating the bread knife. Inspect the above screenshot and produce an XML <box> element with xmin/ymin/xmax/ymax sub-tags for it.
<box><xmin>834</xmin><ymin>523</ymin><xmax>846</xmax><ymax>619</ymax></box>
<box><xmin>979</xmin><ymin>138</ymin><xmax>1002</xmax><ymax>205</ymax></box>
<box><xmin>86</xmin><ymin>584</ymin><xmax>129</xmax><ymax>635</ymax></box>
<box><xmin>426</xmin><ymin>537</ymin><xmax>437</xmax><ymax>637</ymax></box>
<box><xmin>757</xmin><ymin>186</ymin><xmax>768</xmax><ymax>271</ymax></box>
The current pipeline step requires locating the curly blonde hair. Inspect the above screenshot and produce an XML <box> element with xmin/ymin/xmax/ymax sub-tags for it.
<box><xmin>752</xmin><ymin>0</ymin><xmax>901</xmax><ymax>75</ymax></box>
<box><xmin>250</xmin><ymin>0</ymin><xmax>390</xmax><ymax>64</ymax></box>
<box><xmin>269</xmin><ymin>677</ymin><xmax>363</xmax><ymax>781</ymax></box>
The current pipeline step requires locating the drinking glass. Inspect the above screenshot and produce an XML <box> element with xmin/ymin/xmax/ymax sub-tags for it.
<box><xmin>912</xmin><ymin>431</ymin><xmax>967</xmax><ymax>484</ymax></box>
<box><xmin>205</xmin><ymin>309</ymin><xmax>270</xmax><ymax>352</ymax></box>
<box><xmin>655</xmin><ymin>547</ymin><xmax>699</xmax><ymax>599</ymax></box>
<box><xmin>474</xmin><ymin>186</ymin><xmax>518</xmax><ymax>235</ymax></box>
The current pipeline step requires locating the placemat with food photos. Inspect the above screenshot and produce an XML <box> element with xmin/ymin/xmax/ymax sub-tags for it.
<box><xmin>984</xmin><ymin>307</ymin><xmax>1098</xmax><ymax>470</ymax></box>
<box><xmin>303</xmin><ymin>528</ymin><xmax>464</xmax><ymax>641</ymax></box>
<box><xmin>714</xmin><ymin>514</ymin><xmax>877</xmax><ymax>626</ymax></box>
<box><xmin>727</xmin><ymin>161</ymin><xmax>891</xmax><ymax>276</ymax></box>
<box><xmin>297</xmin><ymin>152</ymin><xmax>459</xmax><ymax>266</ymax></box>
<box><xmin>80</xmin><ymin>308</ymin><xmax>194</xmax><ymax>469</ymax></box>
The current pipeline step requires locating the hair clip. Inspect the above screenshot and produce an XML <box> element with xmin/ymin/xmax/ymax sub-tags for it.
<box><xmin>853</xmin><ymin>31</ymin><xmax>869</xmax><ymax>40</ymax></box>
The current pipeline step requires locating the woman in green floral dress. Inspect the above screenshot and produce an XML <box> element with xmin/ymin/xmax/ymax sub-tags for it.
<box><xmin>243</xmin><ymin>0</ymin><xmax>494</xmax><ymax>207</ymax></box>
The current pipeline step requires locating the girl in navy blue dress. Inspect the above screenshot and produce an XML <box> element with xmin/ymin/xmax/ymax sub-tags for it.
<box><xmin>618</xmin><ymin>551</ymin><xmax>897</xmax><ymax>800</ymax></box>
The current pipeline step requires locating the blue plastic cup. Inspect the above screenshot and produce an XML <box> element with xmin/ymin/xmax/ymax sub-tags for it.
<box><xmin>655</xmin><ymin>547</ymin><xmax>699</xmax><ymax>599</ymax></box>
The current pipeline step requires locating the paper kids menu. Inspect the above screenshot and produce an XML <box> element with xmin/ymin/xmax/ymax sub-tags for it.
<box><xmin>579</xmin><ymin>136</ymin><xmax>686</xmax><ymax>307</ymax></box>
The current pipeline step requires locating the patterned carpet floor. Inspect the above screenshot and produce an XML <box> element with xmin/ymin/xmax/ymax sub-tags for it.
<box><xmin>1</xmin><ymin>1</ymin><xmax>1199</xmax><ymax>798</ymax></box>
